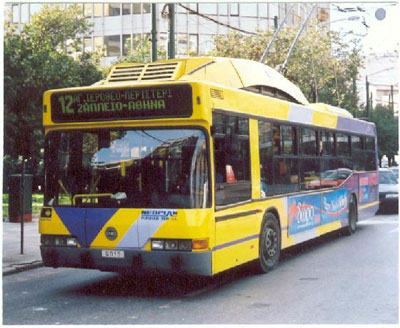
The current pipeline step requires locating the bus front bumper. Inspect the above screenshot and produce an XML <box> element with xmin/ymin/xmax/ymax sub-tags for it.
<box><xmin>40</xmin><ymin>246</ymin><xmax>212</xmax><ymax>276</ymax></box>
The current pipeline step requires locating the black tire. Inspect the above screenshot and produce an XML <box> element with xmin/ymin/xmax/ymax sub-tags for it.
<box><xmin>343</xmin><ymin>197</ymin><xmax>357</xmax><ymax>236</ymax></box>
<box><xmin>255</xmin><ymin>213</ymin><xmax>281</xmax><ymax>274</ymax></box>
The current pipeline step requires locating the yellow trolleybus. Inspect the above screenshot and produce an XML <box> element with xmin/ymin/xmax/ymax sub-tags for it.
<box><xmin>40</xmin><ymin>57</ymin><xmax>379</xmax><ymax>276</ymax></box>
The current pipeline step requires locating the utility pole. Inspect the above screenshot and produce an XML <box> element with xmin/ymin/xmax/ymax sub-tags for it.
<box><xmin>151</xmin><ymin>3</ymin><xmax>157</xmax><ymax>62</ymax></box>
<box><xmin>20</xmin><ymin>158</ymin><xmax>26</xmax><ymax>254</ymax></box>
<box><xmin>366</xmin><ymin>76</ymin><xmax>370</xmax><ymax>118</ymax></box>
<box><xmin>390</xmin><ymin>84</ymin><xmax>394</xmax><ymax>112</ymax></box>
<box><xmin>168</xmin><ymin>3</ymin><xmax>175</xmax><ymax>59</ymax></box>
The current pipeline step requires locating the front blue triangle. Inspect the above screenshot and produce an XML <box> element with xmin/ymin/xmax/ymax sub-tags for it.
<box><xmin>54</xmin><ymin>207</ymin><xmax>86</xmax><ymax>246</ymax></box>
<box><xmin>85</xmin><ymin>208</ymin><xmax>118</xmax><ymax>246</ymax></box>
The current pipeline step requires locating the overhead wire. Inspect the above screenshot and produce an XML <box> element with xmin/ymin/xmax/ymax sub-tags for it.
<box><xmin>177</xmin><ymin>3</ymin><xmax>259</xmax><ymax>36</ymax></box>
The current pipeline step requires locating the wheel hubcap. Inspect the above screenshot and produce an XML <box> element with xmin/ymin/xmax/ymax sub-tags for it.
<box><xmin>264</xmin><ymin>227</ymin><xmax>277</xmax><ymax>258</ymax></box>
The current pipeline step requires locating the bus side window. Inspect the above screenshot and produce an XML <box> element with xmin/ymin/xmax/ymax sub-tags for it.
<box><xmin>258</xmin><ymin>120</ymin><xmax>274</xmax><ymax>196</ymax></box>
<box><xmin>213</xmin><ymin>112</ymin><xmax>251</xmax><ymax>206</ymax></box>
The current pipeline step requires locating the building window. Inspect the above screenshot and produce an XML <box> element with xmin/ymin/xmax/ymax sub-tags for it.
<box><xmin>230</xmin><ymin>3</ymin><xmax>239</xmax><ymax>16</ymax></box>
<box><xmin>188</xmin><ymin>3</ymin><xmax>198</xmax><ymax>13</ymax></box>
<box><xmin>177</xmin><ymin>34</ymin><xmax>188</xmax><ymax>56</ymax></box>
<box><xmin>189</xmin><ymin>34</ymin><xmax>199</xmax><ymax>54</ymax></box>
<box><xmin>83</xmin><ymin>37</ymin><xmax>92</xmax><ymax>52</ymax></box>
<box><xmin>122</xmin><ymin>4</ymin><xmax>131</xmax><ymax>15</ymax></box>
<box><xmin>94</xmin><ymin>36</ymin><xmax>103</xmax><ymax>51</ymax></box>
<box><xmin>218</xmin><ymin>3</ymin><xmax>228</xmax><ymax>16</ymax></box>
<box><xmin>105</xmin><ymin>3</ymin><xmax>120</xmax><ymax>16</ymax></box>
<box><xmin>104</xmin><ymin>35</ymin><xmax>121</xmax><ymax>56</ymax></box>
<box><xmin>122</xmin><ymin>34</ymin><xmax>131</xmax><ymax>56</ymax></box>
<box><xmin>199</xmin><ymin>3</ymin><xmax>217</xmax><ymax>15</ymax></box>
<box><xmin>21</xmin><ymin>3</ymin><xmax>29</xmax><ymax>23</ymax></box>
<box><xmin>143</xmin><ymin>3</ymin><xmax>151</xmax><ymax>13</ymax></box>
<box><xmin>84</xmin><ymin>3</ymin><xmax>92</xmax><ymax>18</ymax></box>
<box><xmin>133</xmin><ymin>3</ymin><xmax>151</xmax><ymax>14</ymax></box>
<box><xmin>199</xmin><ymin>34</ymin><xmax>213</xmax><ymax>54</ymax></box>
<box><xmin>12</xmin><ymin>4</ymin><xmax>19</xmax><ymax>23</ymax></box>
<box><xmin>259</xmin><ymin>3</ymin><xmax>268</xmax><ymax>18</ymax></box>
<box><xmin>240</xmin><ymin>3</ymin><xmax>257</xmax><ymax>17</ymax></box>
<box><xmin>30</xmin><ymin>3</ymin><xmax>43</xmax><ymax>17</ymax></box>
<box><xmin>94</xmin><ymin>4</ymin><xmax>102</xmax><ymax>17</ymax></box>
<box><xmin>132</xmin><ymin>3</ymin><xmax>141</xmax><ymax>14</ymax></box>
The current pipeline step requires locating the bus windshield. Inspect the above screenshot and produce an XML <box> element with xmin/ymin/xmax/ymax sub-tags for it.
<box><xmin>44</xmin><ymin>129</ymin><xmax>209</xmax><ymax>209</ymax></box>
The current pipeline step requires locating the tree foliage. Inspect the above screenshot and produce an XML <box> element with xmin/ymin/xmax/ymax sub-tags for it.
<box><xmin>369</xmin><ymin>105</ymin><xmax>399</xmax><ymax>166</ymax></box>
<box><xmin>4</xmin><ymin>4</ymin><xmax>103</xmax><ymax>183</ymax></box>
<box><xmin>210</xmin><ymin>20</ymin><xmax>363</xmax><ymax>113</ymax></box>
<box><xmin>114</xmin><ymin>35</ymin><xmax>167</xmax><ymax>65</ymax></box>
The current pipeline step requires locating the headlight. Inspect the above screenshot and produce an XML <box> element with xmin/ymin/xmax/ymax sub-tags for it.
<box><xmin>54</xmin><ymin>237</ymin><xmax>66</xmax><ymax>246</ymax></box>
<box><xmin>41</xmin><ymin>235</ymin><xmax>78</xmax><ymax>247</ymax></box>
<box><xmin>165</xmin><ymin>240</ymin><xmax>178</xmax><ymax>250</ymax></box>
<box><xmin>151</xmin><ymin>240</ymin><xmax>164</xmax><ymax>250</ymax></box>
<box><xmin>178</xmin><ymin>240</ymin><xmax>192</xmax><ymax>251</ymax></box>
<box><xmin>66</xmin><ymin>237</ymin><xmax>78</xmax><ymax>246</ymax></box>
<box><xmin>151</xmin><ymin>239</ymin><xmax>192</xmax><ymax>251</ymax></box>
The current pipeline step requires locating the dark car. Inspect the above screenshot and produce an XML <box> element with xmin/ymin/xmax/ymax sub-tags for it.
<box><xmin>378</xmin><ymin>168</ymin><xmax>398</xmax><ymax>213</ymax></box>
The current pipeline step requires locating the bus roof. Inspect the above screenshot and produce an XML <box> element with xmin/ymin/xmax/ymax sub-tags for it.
<box><xmin>101</xmin><ymin>57</ymin><xmax>310</xmax><ymax>106</ymax></box>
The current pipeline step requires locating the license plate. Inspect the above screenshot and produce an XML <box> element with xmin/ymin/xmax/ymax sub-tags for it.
<box><xmin>101</xmin><ymin>250</ymin><xmax>125</xmax><ymax>259</ymax></box>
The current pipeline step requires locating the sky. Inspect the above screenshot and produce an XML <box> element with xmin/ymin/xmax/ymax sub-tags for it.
<box><xmin>329</xmin><ymin>2</ymin><xmax>399</xmax><ymax>55</ymax></box>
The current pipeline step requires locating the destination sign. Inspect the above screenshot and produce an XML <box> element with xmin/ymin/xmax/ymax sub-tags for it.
<box><xmin>50</xmin><ymin>84</ymin><xmax>193</xmax><ymax>122</ymax></box>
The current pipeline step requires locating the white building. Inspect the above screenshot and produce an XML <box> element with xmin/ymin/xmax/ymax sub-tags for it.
<box><xmin>357</xmin><ymin>52</ymin><xmax>399</xmax><ymax>115</ymax></box>
<box><xmin>5</xmin><ymin>2</ymin><xmax>330</xmax><ymax>66</ymax></box>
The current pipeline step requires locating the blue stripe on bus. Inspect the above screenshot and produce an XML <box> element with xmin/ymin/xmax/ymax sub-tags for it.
<box><xmin>213</xmin><ymin>234</ymin><xmax>259</xmax><ymax>251</ymax></box>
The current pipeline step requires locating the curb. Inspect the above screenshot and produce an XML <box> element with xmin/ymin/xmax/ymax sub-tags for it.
<box><xmin>3</xmin><ymin>261</ymin><xmax>44</xmax><ymax>276</ymax></box>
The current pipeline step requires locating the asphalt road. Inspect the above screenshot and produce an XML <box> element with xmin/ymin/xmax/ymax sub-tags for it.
<box><xmin>3</xmin><ymin>213</ymin><xmax>398</xmax><ymax>324</ymax></box>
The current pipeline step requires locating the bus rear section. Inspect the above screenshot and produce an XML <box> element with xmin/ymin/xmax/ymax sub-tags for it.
<box><xmin>39</xmin><ymin>127</ymin><xmax>215</xmax><ymax>275</ymax></box>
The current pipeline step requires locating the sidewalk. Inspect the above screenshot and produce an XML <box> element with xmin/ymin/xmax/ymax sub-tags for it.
<box><xmin>2</xmin><ymin>214</ymin><xmax>43</xmax><ymax>276</ymax></box>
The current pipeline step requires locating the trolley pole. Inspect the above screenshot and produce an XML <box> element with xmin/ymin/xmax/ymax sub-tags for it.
<box><xmin>151</xmin><ymin>3</ymin><xmax>157</xmax><ymax>62</ymax></box>
<box><xmin>260</xmin><ymin>4</ymin><xmax>295</xmax><ymax>63</ymax></box>
<box><xmin>280</xmin><ymin>4</ymin><xmax>316</xmax><ymax>75</ymax></box>
<box><xmin>168</xmin><ymin>3</ymin><xmax>175</xmax><ymax>59</ymax></box>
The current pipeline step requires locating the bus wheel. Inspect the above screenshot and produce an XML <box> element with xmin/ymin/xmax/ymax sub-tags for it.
<box><xmin>344</xmin><ymin>198</ymin><xmax>357</xmax><ymax>236</ymax></box>
<box><xmin>256</xmin><ymin>213</ymin><xmax>281</xmax><ymax>274</ymax></box>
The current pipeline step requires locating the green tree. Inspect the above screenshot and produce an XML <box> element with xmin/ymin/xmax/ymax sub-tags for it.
<box><xmin>369</xmin><ymin>105</ymin><xmax>399</xmax><ymax>167</ymax></box>
<box><xmin>114</xmin><ymin>35</ymin><xmax>167</xmax><ymax>65</ymax></box>
<box><xmin>210</xmin><ymin>20</ymin><xmax>363</xmax><ymax>113</ymax></box>
<box><xmin>4</xmin><ymin>4</ymin><xmax>103</xmax><ymax>189</ymax></box>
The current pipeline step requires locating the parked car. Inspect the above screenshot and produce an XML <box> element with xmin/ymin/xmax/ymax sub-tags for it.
<box><xmin>307</xmin><ymin>168</ymin><xmax>352</xmax><ymax>189</ymax></box>
<box><xmin>378</xmin><ymin>168</ymin><xmax>398</xmax><ymax>213</ymax></box>
<box><xmin>390</xmin><ymin>166</ymin><xmax>399</xmax><ymax>180</ymax></box>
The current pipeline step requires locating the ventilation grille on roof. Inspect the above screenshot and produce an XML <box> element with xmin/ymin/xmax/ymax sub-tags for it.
<box><xmin>107</xmin><ymin>62</ymin><xmax>180</xmax><ymax>82</ymax></box>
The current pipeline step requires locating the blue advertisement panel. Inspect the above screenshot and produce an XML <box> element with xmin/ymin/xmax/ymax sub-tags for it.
<box><xmin>321</xmin><ymin>189</ymin><xmax>348</xmax><ymax>225</ymax></box>
<box><xmin>288</xmin><ymin>194</ymin><xmax>321</xmax><ymax>235</ymax></box>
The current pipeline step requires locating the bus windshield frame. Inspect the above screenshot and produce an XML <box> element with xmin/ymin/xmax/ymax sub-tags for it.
<box><xmin>44</xmin><ymin>127</ymin><xmax>211</xmax><ymax>209</ymax></box>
